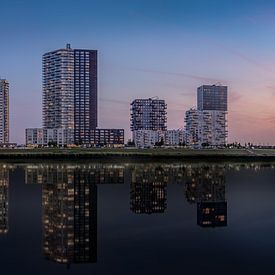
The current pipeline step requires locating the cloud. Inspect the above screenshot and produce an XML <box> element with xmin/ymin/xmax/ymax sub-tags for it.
<box><xmin>180</xmin><ymin>91</ymin><xmax>195</xmax><ymax>97</ymax></box>
<box><xmin>266</xmin><ymin>85</ymin><xmax>275</xmax><ymax>90</ymax></box>
<box><xmin>229</xmin><ymin>91</ymin><xmax>242</xmax><ymax>103</ymax></box>
<box><xmin>244</xmin><ymin>11</ymin><xmax>275</xmax><ymax>26</ymax></box>
<box><xmin>129</xmin><ymin>67</ymin><xmax>226</xmax><ymax>83</ymax></box>
<box><xmin>263</xmin><ymin>115</ymin><xmax>275</xmax><ymax>124</ymax></box>
<box><xmin>198</xmin><ymin>36</ymin><xmax>274</xmax><ymax>73</ymax></box>
<box><xmin>227</xmin><ymin>49</ymin><xmax>270</xmax><ymax>71</ymax></box>
<box><xmin>100</xmin><ymin>97</ymin><xmax>129</xmax><ymax>105</ymax></box>
<box><xmin>266</xmin><ymin>85</ymin><xmax>275</xmax><ymax>99</ymax></box>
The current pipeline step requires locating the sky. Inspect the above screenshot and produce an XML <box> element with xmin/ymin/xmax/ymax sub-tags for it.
<box><xmin>1</xmin><ymin>0</ymin><xmax>275</xmax><ymax>144</ymax></box>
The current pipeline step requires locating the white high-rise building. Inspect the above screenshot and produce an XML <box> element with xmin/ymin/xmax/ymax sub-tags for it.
<box><xmin>199</xmin><ymin>110</ymin><xmax>227</xmax><ymax>146</ymax></box>
<box><xmin>0</xmin><ymin>79</ymin><xmax>9</xmax><ymax>144</ymax></box>
<box><xmin>43</xmin><ymin>45</ymin><xmax>74</xmax><ymax>130</ymax></box>
<box><xmin>185</xmin><ymin>84</ymin><xmax>228</xmax><ymax>148</ymax></box>
<box><xmin>185</xmin><ymin>109</ymin><xmax>200</xmax><ymax>147</ymax></box>
<box><xmin>185</xmin><ymin>109</ymin><xmax>227</xmax><ymax>148</ymax></box>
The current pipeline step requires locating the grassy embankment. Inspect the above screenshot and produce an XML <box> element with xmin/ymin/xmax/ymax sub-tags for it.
<box><xmin>0</xmin><ymin>148</ymin><xmax>274</xmax><ymax>160</ymax></box>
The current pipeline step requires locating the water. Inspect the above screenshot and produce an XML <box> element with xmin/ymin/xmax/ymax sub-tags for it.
<box><xmin>1</xmin><ymin>161</ymin><xmax>275</xmax><ymax>274</ymax></box>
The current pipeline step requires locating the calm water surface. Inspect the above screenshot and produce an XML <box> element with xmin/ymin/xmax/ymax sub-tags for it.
<box><xmin>1</xmin><ymin>161</ymin><xmax>275</xmax><ymax>275</ymax></box>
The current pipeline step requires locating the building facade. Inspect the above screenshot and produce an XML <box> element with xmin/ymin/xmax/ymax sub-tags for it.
<box><xmin>89</xmin><ymin>129</ymin><xmax>124</xmax><ymax>147</ymax></box>
<box><xmin>25</xmin><ymin>128</ymin><xmax>123</xmax><ymax>147</ymax></box>
<box><xmin>197</xmin><ymin>85</ymin><xmax>228</xmax><ymax>111</ymax></box>
<box><xmin>133</xmin><ymin>130</ymin><xmax>164</xmax><ymax>148</ymax></box>
<box><xmin>25</xmin><ymin>128</ymin><xmax>74</xmax><ymax>146</ymax></box>
<box><xmin>74</xmin><ymin>48</ymin><xmax>97</xmax><ymax>144</ymax></box>
<box><xmin>130</xmin><ymin>98</ymin><xmax>167</xmax><ymax>131</ymax></box>
<box><xmin>43</xmin><ymin>45</ymin><xmax>75</xmax><ymax>130</ymax></box>
<box><xmin>133</xmin><ymin>129</ymin><xmax>185</xmax><ymax>148</ymax></box>
<box><xmin>130</xmin><ymin>98</ymin><xmax>167</xmax><ymax>144</ymax></box>
<box><xmin>185</xmin><ymin>109</ymin><xmax>200</xmax><ymax>147</ymax></box>
<box><xmin>185</xmin><ymin>84</ymin><xmax>228</xmax><ymax>148</ymax></box>
<box><xmin>0</xmin><ymin>79</ymin><xmax>9</xmax><ymax>143</ymax></box>
<box><xmin>164</xmin><ymin>129</ymin><xmax>185</xmax><ymax>146</ymax></box>
<box><xmin>185</xmin><ymin>109</ymin><xmax>227</xmax><ymax>147</ymax></box>
<box><xmin>42</xmin><ymin>44</ymin><xmax>97</xmax><ymax>144</ymax></box>
<box><xmin>198</xmin><ymin>110</ymin><xmax>227</xmax><ymax>147</ymax></box>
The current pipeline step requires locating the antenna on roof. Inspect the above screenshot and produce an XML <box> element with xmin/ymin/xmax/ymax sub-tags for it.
<box><xmin>66</xmin><ymin>43</ymin><xmax>71</xmax><ymax>49</ymax></box>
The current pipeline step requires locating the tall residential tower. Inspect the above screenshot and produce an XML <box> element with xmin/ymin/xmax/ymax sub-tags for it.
<box><xmin>185</xmin><ymin>85</ymin><xmax>228</xmax><ymax>148</ymax></box>
<box><xmin>42</xmin><ymin>44</ymin><xmax>97</xmax><ymax>144</ymax></box>
<box><xmin>130</xmin><ymin>98</ymin><xmax>167</xmax><ymax>144</ymax></box>
<box><xmin>0</xmin><ymin>79</ymin><xmax>9</xmax><ymax>143</ymax></box>
<box><xmin>130</xmin><ymin>98</ymin><xmax>167</xmax><ymax>131</ymax></box>
<box><xmin>197</xmin><ymin>85</ymin><xmax>227</xmax><ymax>111</ymax></box>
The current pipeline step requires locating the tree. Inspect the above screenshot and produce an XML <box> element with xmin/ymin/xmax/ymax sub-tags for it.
<box><xmin>127</xmin><ymin>140</ymin><xmax>135</xmax><ymax>147</ymax></box>
<box><xmin>48</xmin><ymin>140</ymin><xmax>57</xmax><ymax>147</ymax></box>
<box><xmin>201</xmin><ymin>142</ymin><xmax>210</xmax><ymax>148</ymax></box>
<box><xmin>155</xmin><ymin>138</ymin><xmax>164</xmax><ymax>147</ymax></box>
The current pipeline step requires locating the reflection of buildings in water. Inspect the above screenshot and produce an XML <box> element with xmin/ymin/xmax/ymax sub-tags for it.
<box><xmin>88</xmin><ymin>166</ymin><xmax>124</xmax><ymax>184</ymax></box>
<box><xmin>197</xmin><ymin>201</ymin><xmax>227</xmax><ymax>227</ymax></box>
<box><xmin>130</xmin><ymin>165</ymin><xmax>167</xmax><ymax>214</ymax></box>
<box><xmin>25</xmin><ymin>164</ymin><xmax>125</xmax><ymax>185</ymax></box>
<box><xmin>185</xmin><ymin>166</ymin><xmax>226</xmax><ymax>204</ymax></box>
<box><xmin>24</xmin><ymin>163</ymin><xmax>125</xmax><ymax>265</ymax></box>
<box><xmin>0</xmin><ymin>165</ymin><xmax>9</xmax><ymax>234</ymax></box>
<box><xmin>184</xmin><ymin>165</ymin><xmax>227</xmax><ymax>227</ymax></box>
<box><xmin>25</xmin><ymin>163</ymin><xmax>124</xmax><ymax>264</ymax></box>
<box><xmin>42</xmin><ymin>168</ymin><xmax>97</xmax><ymax>265</ymax></box>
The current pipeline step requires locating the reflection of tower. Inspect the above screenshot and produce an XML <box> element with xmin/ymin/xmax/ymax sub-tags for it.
<box><xmin>0</xmin><ymin>165</ymin><xmax>9</xmax><ymax>234</ymax></box>
<box><xmin>26</xmin><ymin>164</ymin><xmax>125</xmax><ymax>185</ymax></box>
<box><xmin>185</xmin><ymin>165</ymin><xmax>227</xmax><ymax>227</ymax></box>
<box><xmin>89</xmin><ymin>165</ymin><xmax>124</xmax><ymax>185</ymax></box>
<box><xmin>197</xmin><ymin>201</ymin><xmax>227</xmax><ymax>227</ymax></box>
<box><xmin>42</xmin><ymin>168</ymin><xmax>97</xmax><ymax>264</ymax></box>
<box><xmin>130</xmin><ymin>165</ymin><xmax>167</xmax><ymax>214</ymax></box>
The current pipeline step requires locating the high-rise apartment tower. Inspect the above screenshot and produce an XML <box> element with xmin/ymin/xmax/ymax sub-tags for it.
<box><xmin>0</xmin><ymin>79</ymin><xmax>9</xmax><ymax>143</ymax></box>
<box><xmin>185</xmin><ymin>84</ymin><xmax>228</xmax><ymax>148</ymax></box>
<box><xmin>42</xmin><ymin>44</ymin><xmax>97</xmax><ymax>144</ymax></box>
<box><xmin>130</xmin><ymin>98</ymin><xmax>167</xmax><ymax>131</ymax></box>
<box><xmin>130</xmin><ymin>98</ymin><xmax>167</xmax><ymax>143</ymax></box>
<box><xmin>197</xmin><ymin>85</ymin><xmax>227</xmax><ymax>111</ymax></box>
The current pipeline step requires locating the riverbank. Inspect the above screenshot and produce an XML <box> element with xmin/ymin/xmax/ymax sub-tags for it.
<box><xmin>0</xmin><ymin>148</ymin><xmax>275</xmax><ymax>161</ymax></box>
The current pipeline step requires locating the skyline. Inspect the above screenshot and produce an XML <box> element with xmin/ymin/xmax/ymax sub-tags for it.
<box><xmin>2</xmin><ymin>0</ymin><xmax>275</xmax><ymax>143</ymax></box>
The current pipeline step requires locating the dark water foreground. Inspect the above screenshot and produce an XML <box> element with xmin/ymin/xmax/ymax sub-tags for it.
<box><xmin>1</xmin><ymin>161</ymin><xmax>275</xmax><ymax>274</ymax></box>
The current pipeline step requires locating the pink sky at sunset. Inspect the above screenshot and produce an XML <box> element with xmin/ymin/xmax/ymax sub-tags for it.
<box><xmin>2</xmin><ymin>0</ymin><xmax>275</xmax><ymax>144</ymax></box>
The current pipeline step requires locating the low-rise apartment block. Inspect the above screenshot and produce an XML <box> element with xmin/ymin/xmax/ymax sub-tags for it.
<box><xmin>25</xmin><ymin>128</ymin><xmax>74</xmax><ymax>147</ymax></box>
<box><xmin>164</xmin><ymin>129</ymin><xmax>185</xmax><ymax>146</ymax></box>
<box><xmin>26</xmin><ymin>128</ymin><xmax>124</xmax><ymax>147</ymax></box>
<box><xmin>89</xmin><ymin>129</ymin><xmax>124</xmax><ymax>147</ymax></box>
<box><xmin>133</xmin><ymin>130</ymin><xmax>164</xmax><ymax>148</ymax></box>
